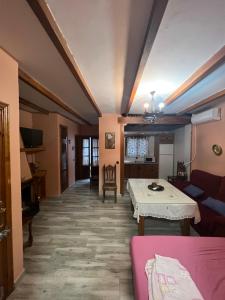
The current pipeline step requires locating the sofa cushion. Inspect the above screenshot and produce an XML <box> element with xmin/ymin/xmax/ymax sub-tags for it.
<box><xmin>202</xmin><ymin>197</ymin><xmax>225</xmax><ymax>216</ymax></box>
<box><xmin>190</xmin><ymin>170</ymin><xmax>222</xmax><ymax>197</ymax></box>
<box><xmin>216</xmin><ymin>176</ymin><xmax>225</xmax><ymax>203</ymax></box>
<box><xmin>183</xmin><ymin>184</ymin><xmax>204</xmax><ymax>198</ymax></box>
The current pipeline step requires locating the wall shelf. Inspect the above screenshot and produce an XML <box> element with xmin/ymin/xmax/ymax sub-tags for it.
<box><xmin>20</xmin><ymin>147</ymin><xmax>45</xmax><ymax>154</ymax></box>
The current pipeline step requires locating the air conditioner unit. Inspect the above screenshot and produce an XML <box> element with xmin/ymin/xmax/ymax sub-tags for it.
<box><xmin>191</xmin><ymin>108</ymin><xmax>221</xmax><ymax>125</ymax></box>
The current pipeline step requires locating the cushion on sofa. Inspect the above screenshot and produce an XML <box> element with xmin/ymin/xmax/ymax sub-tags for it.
<box><xmin>202</xmin><ymin>197</ymin><xmax>225</xmax><ymax>216</ymax></box>
<box><xmin>216</xmin><ymin>176</ymin><xmax>225</xmax><ymax>203</ymax></box>
<box><xmin>183</xmin><ymin>184</ymin><xmax>204</xmax><ymax>198</ymax></box>
<box><xmin>190</xmin><ymin>170</ymin><xmax>222</xmax><ymax>197</ymax></box>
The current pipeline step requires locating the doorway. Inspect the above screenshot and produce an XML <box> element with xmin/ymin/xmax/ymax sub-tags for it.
<box><xmin>60</xmin><ymin>125</ymin><xmax>69</xmax><ymax>193</ymax></box>
<box><xmin>75</xmin><ymin>136</ymin><xmax>99</xmax><ymax>180</ymax></box>
<box><xmin>90</xmin><ymin>137</ymin><xmax>99</xmax><ymax>181</ymax></box>
<box><xmin>0</xmin><ymin>103</ymin><xmax>14</xmax><ymax>299</ymax></box>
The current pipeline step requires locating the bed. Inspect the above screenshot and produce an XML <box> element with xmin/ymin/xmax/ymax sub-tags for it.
<box><xmin>131</xmin><ymin>236</ymin><xmax>225</xmax><ymax>300</ymax></box>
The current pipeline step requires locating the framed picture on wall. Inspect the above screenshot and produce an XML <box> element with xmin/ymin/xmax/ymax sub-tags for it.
<box><xmin>105</xmin><ymin>132</ymin><xmax>115</xmax><ymax>149</ymax></box>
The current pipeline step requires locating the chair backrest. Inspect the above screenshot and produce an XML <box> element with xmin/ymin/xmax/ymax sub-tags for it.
<box><xmin>103</xmin><ymin>165</ymin><xmax>116</xmax><ymax>184</ymax></box>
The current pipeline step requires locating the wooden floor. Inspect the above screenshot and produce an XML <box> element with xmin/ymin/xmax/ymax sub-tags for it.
<box><xmin>9</xmin><ymin>180</ymin><xmax>197</xmax><ymax>300</ymax></box>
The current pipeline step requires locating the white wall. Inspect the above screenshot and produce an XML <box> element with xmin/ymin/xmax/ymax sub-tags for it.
<box><xmin>184</xmin><ymin>125</ymin><xmax>192</xmax><ymax>177</ymax></box>
<box><xmin>173</xmin><ymin>127</ymin><xmax>184</xmax><ymax>175</ymax></box>
<box><xmin>173</xmin><ymin>125</ymin><xmax>192</xmax><ymax>178</ymax></box>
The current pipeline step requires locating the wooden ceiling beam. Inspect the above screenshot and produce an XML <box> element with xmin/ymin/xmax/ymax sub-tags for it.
<box><xmin>19</xmin><ymin>69</ymin><xmax>90</xmax><ymax>125</ymax></box>
<box><xmin>122</xmin><ymin>0</ymin><xmax>169</xmax><ymax>114</ymax></box>
<box><xmin>178</xmin><ymin>89</ymin><xmax>225</xmax><ymax>114</ymax></box>
<box><xmin>25</xmin><ymin>0</ymin><xmax>102</xmax><ymax>117</ymax></box>
<box><xmin>165</xmin><ymin>45</ymin><xmax>225</xmax><ymax>105</ymax></box>
<box><xmin>19</xmin><ymin>97</ymin><xmax>49</xmax><ymax>114</ymax></box>
<box><xmin>118</xmin><ymin>115</ymin><xmax>191</xmax><ymax>125</ymax></box>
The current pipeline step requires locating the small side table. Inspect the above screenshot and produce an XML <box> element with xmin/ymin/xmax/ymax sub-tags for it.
<box><xmin>168</xmin><ymin>175</ymin><xmax>187</xmax><ymax>184</ymax></box>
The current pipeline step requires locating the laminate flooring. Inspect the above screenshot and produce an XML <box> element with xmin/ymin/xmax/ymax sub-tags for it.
<box><xmin>9</xmin><ymin>180</ymin><xmax>197</xmax><ymax>300</ymax></box>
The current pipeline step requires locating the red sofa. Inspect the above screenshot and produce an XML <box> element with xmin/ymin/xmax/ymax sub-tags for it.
<box><xmin>172</xmin><ymin>169</ymin><xmax>225</xmax><ymax>237</ymax></box>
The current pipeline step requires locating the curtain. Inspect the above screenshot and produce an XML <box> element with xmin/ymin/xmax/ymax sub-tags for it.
<box><xmin>126</xmin><ymin>136</ymin><xmax>155</xmax><ymax>158</ymax></box>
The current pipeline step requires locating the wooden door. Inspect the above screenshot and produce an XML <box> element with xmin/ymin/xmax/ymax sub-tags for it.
<box><xmin>60</xmin><ymin>125</ymin><xmax>68</xmax><ymax>193</ymax></box>
<box><xmin>75</xmin><ymin>136</ymin><xmax>90</xmax><ymax>180</ymax></box>
<box><xmin>120</xmin><ymin>125</ymin><xmax>124</xmax><ymax>195</ymax></box>
<box><xmin>0</xmin><ymin>104</ymin><xmax>14</xmax><ymax>299</ymax></box>
<box><xmin>90</xmin><ymin>137</ymin><xmax>99</xmax><ymax>179</ymax></box>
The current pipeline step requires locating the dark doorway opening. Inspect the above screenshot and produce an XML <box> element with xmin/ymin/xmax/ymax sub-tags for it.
<box><xmin>75</xmin><ymin>136</ymin><xmax>99</xmax><ymax>182</ymax></box>
<box><xmin>60</xmin><ymin>125</ymin><xmax>69</xmax><ymax>193</ymax></box>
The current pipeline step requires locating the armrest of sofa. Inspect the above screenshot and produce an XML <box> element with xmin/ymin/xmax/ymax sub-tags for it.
<box><xmin>213</xmin><ymin>215</ymin><xmax>225</xmax><ymax>226</ymax></box>
<box><xmin>212</xmin><ymin>216</ymin><xmax>225</xmax><ymax>237</ymax></box>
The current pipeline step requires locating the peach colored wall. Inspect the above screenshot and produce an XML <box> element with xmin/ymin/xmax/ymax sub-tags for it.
<box><xmin>19</xmin><ymin>110</ymin><xmax>33</xmax><ymax>128</ymax></box>
<box><xmin>33</xmin><ymin>113</ymin><xmax>79</xmax><ymax>196</ymax></box>
<box><xmin>19</xmin><ymin>110</ymin><xmax>34</xmax><ymax>165</ymax></box>
<box><xmin>33</xmin><ymin>113</ymin><xmax>59</xmax><ymax>196</ymax></box>
<box><xmin>99</xmin><ymin>114</ymin><xmax>121</xmax><ymax>195</ymax></box>
<box><xmin>192</xmin><ymin>104</ymin><xmax>225</xmax><ymax>176</ymax></box>
<box><xmin>20</xmin><ymin>136</ymin><xmax>32</xmax><ymax>182</ymax></box>
<box><xmin>79</xmin><ymin>124</ymin><xmax>99</xmax><ymax>136</ymax></box>
<box><xmin>0</xmin><ymin>49</ymin><xmax>23</xmax><ymax>281</ymax></box>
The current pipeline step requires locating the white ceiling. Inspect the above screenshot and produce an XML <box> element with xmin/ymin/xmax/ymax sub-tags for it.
<box><xmin>19</xmin><ymin>80</ymin><xmax>84</xmax><ymax>124</ymax></box>
<box><xmin>0</xmin><ymin>0</ymin><xmax>98</xmax><ymax>124</ymax></box>
<box><xmin>130</xmin><ymin>0</ymin><xmax>225</xmax><ymax>114</ymax></box>
<box><xmin>46</xmin><ymin>0</ymin><xmax>153</xmax><ymax>114</ymax></box>
<box><xmin>165</xmin><ymin>63</ymin><xmax>225</xmax><ymax>114</ymax></box>
<box><xmin>1</xmin><ymin>0</ymin><xmax>225</xmax><ymax>121</ymax></box>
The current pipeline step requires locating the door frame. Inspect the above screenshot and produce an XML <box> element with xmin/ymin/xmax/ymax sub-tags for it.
<box><xmin>75</xmin><ymin>136</ymin><xmax>100</xmax><ymax>181</ymax></box>
<box><xmin>59</xmin><ymin>125</ymin><xmax>69</xmax><ymax>193</ymax></box>
<box><xmin>0</xmin><ymin>103</ymin><xmax>14</xmax><ymax>298</ymax></box>
<box><xmin>75</xmin><ymin>136</ymin><xmax>91</xmax><ymax>180</ymax></box>
<box><xmin>90</xmin><ymin>136</ymin><xmax>99</xmax><ymax>183</ymax></box>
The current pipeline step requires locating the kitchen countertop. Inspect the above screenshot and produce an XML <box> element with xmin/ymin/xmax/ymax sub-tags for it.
<box><xmin>124</xmin><ymin>161</ymin><xmax>158</xmax><ymax>165</ymax></box>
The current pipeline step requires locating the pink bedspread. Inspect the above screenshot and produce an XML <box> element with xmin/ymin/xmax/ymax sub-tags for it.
<box><xmin>131</xmin><ymin>236</ymin><xmax>225</xmax><ymax>300</ymax></box>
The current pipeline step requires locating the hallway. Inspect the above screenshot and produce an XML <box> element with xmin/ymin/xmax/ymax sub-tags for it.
<box><xmin>9</xmin><ymin>180</ymin><xmax>196</xmax><ymax>300</ymax></box>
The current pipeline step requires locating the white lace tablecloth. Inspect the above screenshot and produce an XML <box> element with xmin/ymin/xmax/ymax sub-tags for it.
<box><xmin>127</xmin><ymin>179</ymin><xmax>201</xmax><ymax>224</ymax></box>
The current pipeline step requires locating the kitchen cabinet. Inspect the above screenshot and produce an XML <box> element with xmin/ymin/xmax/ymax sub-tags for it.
<box><xmin>124</xmin><ymin>163</ymin><xmax>158</xmax><ymax>179</ymax></box>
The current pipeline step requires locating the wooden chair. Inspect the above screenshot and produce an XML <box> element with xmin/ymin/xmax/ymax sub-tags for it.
<box><xmin>102</xmin><ymin>165</ymin><xmax>117</xmax><ymax>203</ymax></box>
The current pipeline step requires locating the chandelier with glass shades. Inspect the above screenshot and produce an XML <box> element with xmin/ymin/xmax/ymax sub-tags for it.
<box><xmin>143</xmin><ymin>91</ymin><xmax>165</xmax><ymax>123</ymax></box>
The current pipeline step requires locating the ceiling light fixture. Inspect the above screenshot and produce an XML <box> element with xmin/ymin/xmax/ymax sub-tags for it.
<box><xmin>143</xmin><ymin>91</ymin><xmax>165</xmax><ymax>123</ymax></box>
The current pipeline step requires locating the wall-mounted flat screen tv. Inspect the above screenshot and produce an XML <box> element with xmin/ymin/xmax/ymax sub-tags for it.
<box><xmin>20</xmin><ymin>127</ymin><xmax>43</xmax><ymax>148</ymax></box>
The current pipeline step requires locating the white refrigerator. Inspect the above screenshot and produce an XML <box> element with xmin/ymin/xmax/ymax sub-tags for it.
<box><xmin>159</xmin><ymin>144</ymin><xmax>174</xmax><ymax>179</ymax></box>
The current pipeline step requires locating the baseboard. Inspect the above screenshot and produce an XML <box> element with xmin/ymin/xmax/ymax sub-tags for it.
<box><xmin>14</xmin><ymin>268</ymin><xmax>25</xmax><ymax>287</ymax></box>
